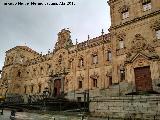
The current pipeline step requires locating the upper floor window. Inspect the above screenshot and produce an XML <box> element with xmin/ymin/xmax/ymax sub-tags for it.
<box><xmin>106</xmin><ymin>50</ymin><xmax>112</xmax><ymax>61</ymax></box>
<box><xmin>142</xmin><ymin>0</ymin><xmax>151</xmax><ymax>11</ymax></box>
<box><xmin>121</xmin><ymin>5</ymin><xmax>129</xmax><ymax>20</ymax></box>
<box><xmin>156</xmin><ymin>29</ymin><xmax>160</xmax><ymax>39</ymax></box>
<box><xmin>92</xmin><ymin>54</ymin><xmax>98</xmax><ymax>64</ymax></box>
<box><xmin>17</xmin><ymin>70</ymin><xmax>21</xmax><ymax>77</ymax></box>
<box><xmin>122</xmin><ymin>11</ymin><xmax>129</xmax><ymax>19</ymax></box>
<box><xmin>78</xmin><ymin>58</ymin><xmax>84</xmax><ymax>67</ymax></box>
<box><xmin>119</xmin><ymin>39</ymin><xmax>124</xmax><ymax>49</ymax></box>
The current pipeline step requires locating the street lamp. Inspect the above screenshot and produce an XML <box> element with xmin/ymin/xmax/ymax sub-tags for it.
<box><xmin>42</xmin><ymin>87</ymin><xmax>49</xmax><ymax>111</ymax></box>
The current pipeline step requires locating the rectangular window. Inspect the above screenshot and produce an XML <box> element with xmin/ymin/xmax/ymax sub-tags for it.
<box><xmin>78</xmin><ymin>58</ymin><xmax>84</xmax><ymax>67</ymax></box>
<box><xmin>156</xmin><ymin>29</ymin><xmax>160</xmax><ymax>39</ymax></box>
<box><xmin>120</xmin><ymin>70</ymin><xmax>125</xmax><ymax>82</ymax></box>
<box><xmin>78</xmin><ymin>81</ymin><xmax>82</xmax><ymax>89</ymax></box>
<box><xmin>93</xmin><ymin>79</ymin><xmax>97</xmax><ymax>87</ymax></box>
<box><xmin>107</xmin><ymin>51</ymin><xmax>112</xmax><ymax>61</ymax></box>
<box><xmin>38</xmin><ymin>85</ymin><xmax>41</xmax><ymax>93</ymax></box>
<box><xmin>122</xmin><ymin>11</ymin><xmax>129</xmax><ymax>19</ymax></box>
<box><xmin>24</xmin><ymin>86</ymin><xmax>27</xmax><ymax>94</ymax></box>
<box><xmin>31</xmin><ymin>85</ymin><xmax>34</xmax><ymax>93</ymax></box>
<box><xmin>119</xmin><ymin>41</ymin><xmax>124</xmax><ymax>49</ymax></box>
<box><xmin>143</xmin><ymin>2</ymin><xmax>151</xmax><ymax>11</ymax></box>
<box><xmin>109</xmin><ymin>76</ymin><xmax>112</xmax><ymax>86</ymax></box>
<box><xmin>92</xmin><ymin>55</ymin><xmax>98</xmax><ymax>64</ymax></box>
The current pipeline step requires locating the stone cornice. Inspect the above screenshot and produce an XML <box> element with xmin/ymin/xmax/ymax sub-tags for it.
<box><xmin>68</xmin><ymin>34</ymin><xmax>111</xmax><ymax>54</ymax></box>
<box><xmin>107</xmin><ymin>0</ymin><xmax>118</xmax><ymax>5</ymax></box>
<box><xmin>109</xmin><ymin>9</ymin><xmax>160</xmax><ymax>30</ymax></box>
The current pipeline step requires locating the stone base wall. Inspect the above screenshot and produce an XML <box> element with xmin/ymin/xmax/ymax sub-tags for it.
<box><xmin>90</xmin><ymin>95</ymin><xmax>160</xmax><ymax>120</ymax></box>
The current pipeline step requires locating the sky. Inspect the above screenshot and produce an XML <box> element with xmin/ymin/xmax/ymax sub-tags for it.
<box><xmin>0</xmin><ymin>0</ymin><xmax>111</xmax><ymax>70</ymax></box>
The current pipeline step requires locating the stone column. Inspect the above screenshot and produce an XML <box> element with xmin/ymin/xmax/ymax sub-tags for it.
<box><xmin>50</xmin><ymin>79</ymin><xmax>54</xmax><ymax>97</ymax></box>
<box><xmin>61</xmin><ymin>75</ymin><xmax>65</xmax><ymax>94</ymax></box>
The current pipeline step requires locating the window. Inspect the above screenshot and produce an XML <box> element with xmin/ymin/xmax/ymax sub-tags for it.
<box><xmin>107</xmin><ymin>51</ymin><xmax>112</xmax><ymax>61</ymax></box>
<box><xmin>119</xmin><ymin>40</ymin><xmax>124</xmax><ymax>49</ymax></box>
<box><xmin>120</xmin><ymin>69</ymin><xmax>125</xmax><ymax>82</ymax></box>
<box><xmin>31</xmin><ymin>85</ymin><xmax>34</xmax><ymax>93</ymax></box>
<box><xmin>156</xmin><ymin>29</ymin><xmax>160</xmax><ymax>39</ymax></box>
<box><xmin>92</xmin><ymin>54</ymin><xmax>98</xmax><ymax>64</ymax></box>
<box><xmin>93</xmin><ymin>78</ymin><xmax>97</xmax><ymax>87</ymax></box>
<box><xmin>17</xmin><ymin>70</ymin><xmax>21</xmax><ymax>77</ymax></box>
<box><xmin>38</xmin><ymin>84</ymin><xmax>41</xmax><ymax>93</ymax></box>
<box><xmin>24</xmin><ymin>86</ymin><xmax>27</xmax><ymax>94</ymax></box>
<box><xmin>121</xmin><ymin>5</ymin><xmax>129</xmax><ymax>20</ymax></box>
<box><xmin>78</xmin><ymin>81</ymin><xmax>82</xmax><ymax>89</ymax></box>
<box><xmin>142</xmin><ymin>0</ymin><xmax>151</xmax><ymax>11</ymax></box>
<box><xmin>78</xmin><ymin>58</ymin><xmax>84</xmax><ymax>67</ymax></box>
<box><xmin>122</xmin><ymin>11</ymin><xmax>129</xmax><ymax>19</ymax></box>
<box><xmin>108</xmin><ymin>76</ymin><xmax>112</xmax><ymax>86</ymax></box>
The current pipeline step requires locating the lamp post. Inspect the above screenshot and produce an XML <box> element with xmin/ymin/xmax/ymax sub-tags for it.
<box><xmin>42</xmin><ymin>87</ymin><xmax>49</xmax><ymax>111</ymax></box>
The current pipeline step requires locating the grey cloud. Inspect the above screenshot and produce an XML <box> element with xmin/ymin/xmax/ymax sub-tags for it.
<box><xmin>0</xmin><ymin>0</ymin><xmax>110</xmax><ymax>70</ymax></box>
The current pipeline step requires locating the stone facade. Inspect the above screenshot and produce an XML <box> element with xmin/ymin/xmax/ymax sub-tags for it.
<box><xmin>0</xmin><ymin>0</ymin><xmax>160</xmax><ymax>101</ymax></box>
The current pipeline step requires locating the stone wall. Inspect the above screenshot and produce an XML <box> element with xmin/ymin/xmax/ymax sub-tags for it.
<box><xmin>90</xmin><ymin>95</ymin><xmax>160</xmax><ymax>119</ymax></box>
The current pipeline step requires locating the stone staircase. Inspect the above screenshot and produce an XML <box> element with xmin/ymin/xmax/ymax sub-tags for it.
<box><xmin>99</xmin><ymin>81</ymin><xmax>132</xmax><ymax>97</ymax></box>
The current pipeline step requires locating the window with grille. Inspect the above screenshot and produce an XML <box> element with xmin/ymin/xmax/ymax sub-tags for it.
<box><xmin>119</xmin><ymin>40</ymin><xmax>124</xmax><ymax>49</ymax></box>
<box><xmin>142</xmin><ymin>0</ymin><xmax>151</xmax><ymax>11</ymax></box>
<box><xmin>78</xmin><ymin>58</ymin><xmax>84</xmax><ymax>67</ymax></box>
<box><xmin>122</xmin><ymin>11</ymin><xmax>129</xmax><ymax>19</ymax></box>
<box><xmin>107</xmin><ymin>51</ymin><xmax>112</xmax><ymax>61</ymax></box>
<box><xmin>92</xmin><ymin>54</ymin><xmax>98</xmax><ymax>64</ymax></box>
<box><xmin>156</xmin><ymin>29</ymin><xmax>160</xmax><ymax>39</ymax></box>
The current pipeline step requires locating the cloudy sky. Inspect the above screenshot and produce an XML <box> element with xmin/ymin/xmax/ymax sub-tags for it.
<box><xmin>0</xmin><ymin>0</ymin><xmax>111</xmax><ymax>70</ymax></box>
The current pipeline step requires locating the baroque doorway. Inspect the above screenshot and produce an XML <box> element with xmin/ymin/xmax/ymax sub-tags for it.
<box><xmin>134</xmin><ymin>66</ymin><xmax>153</xmax><ymax>92</ymax></box>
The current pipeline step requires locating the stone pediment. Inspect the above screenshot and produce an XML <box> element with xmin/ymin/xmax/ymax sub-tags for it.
<box><xmin>126</xmin><ymin>51</ymin><xmax>159</xmax><ymax>63</ymax></box>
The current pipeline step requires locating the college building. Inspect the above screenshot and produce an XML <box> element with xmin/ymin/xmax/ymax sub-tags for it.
<box><xmin>0</xmin><ymin>0</ymin><xmax>160</xmax><ymax>101</ymax></box>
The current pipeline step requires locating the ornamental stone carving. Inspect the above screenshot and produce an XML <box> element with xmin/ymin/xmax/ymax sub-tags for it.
<box><xmin>55</xmin><ymin>29</ymin><xmax>73</xmax><ymax>51</ymax></box>
<box><xmin>131</xmin><ymin>34</ymin><xmax>147</xmax><ymax>52</ymax></box>
<box><xmin>151</xmin><ymin>19</ymin><xmax>160</xmax><ymax>30</ymax></box>
<box><xmin>90</xmin><ymin>72</ymin><xmax>99</xmax><ymax>79</ymax></box>
<box><xmin>130</xmin><ymin>34</ymin><xmax>155</xmax><ymax>53</ymax></box>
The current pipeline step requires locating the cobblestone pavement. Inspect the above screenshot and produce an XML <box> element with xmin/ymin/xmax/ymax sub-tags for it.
<box><xmin>0</xmin><ymin>110</ymin><xmax>113</xmax><ymax>120</ymax></box>
<box><xmin>0</xmin><ymin>110</ymin><xmax>86</xmax><ymax>120</ymax></box>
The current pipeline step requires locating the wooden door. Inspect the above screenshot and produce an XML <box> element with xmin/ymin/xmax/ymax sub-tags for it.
<box><xmin>54</xmin><ymin>79</ymin><xmax>61</xmax><ymax>96</ymax></box>
<box><xmin>134</xmin><ymin>66</ymin><xmax>152</xmax><ymax>92</ymax></box>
